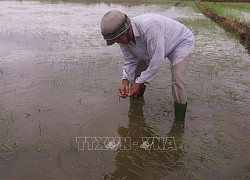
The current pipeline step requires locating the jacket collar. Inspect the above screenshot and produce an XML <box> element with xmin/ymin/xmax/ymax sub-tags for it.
<box><xmin>131</xmin><ymin>19</ymin><xmax>140</xmax><ymax>38</ymax></box>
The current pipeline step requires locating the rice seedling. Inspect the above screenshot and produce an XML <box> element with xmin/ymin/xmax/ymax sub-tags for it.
<box><xmin>0</xmin><ymin>138</ymin><xmax>26</xmax><ymax>158</ymax></box>
<box><xmin>33</xmin><ymin>143</ymin><xmax>50</xmax><ymax>153</ymax></box>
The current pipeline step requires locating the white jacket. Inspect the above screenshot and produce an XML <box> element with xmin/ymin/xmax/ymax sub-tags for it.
<box><xmin>119</xmin><ymin>13</ymin><xmax>195</xmax><ymax>84</ymax></box>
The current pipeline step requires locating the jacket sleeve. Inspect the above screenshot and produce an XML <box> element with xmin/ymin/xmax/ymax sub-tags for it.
<box><xmin>119</xmin><ymin>44</ymin><xmax>139</xmax><ymax>83</ymax></box>
<box><xmin>135</xmin><ymin>24</ymin><xmax>165</xmax><ymax>84</ymax></box>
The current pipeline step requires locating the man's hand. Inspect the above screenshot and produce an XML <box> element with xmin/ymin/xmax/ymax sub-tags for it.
<box><xmin>119</xmin><ymin>79</ymin><xmax>129</xmax><ymax>98</ymax></box>
<box><xmin>129</xmin><ymin>83</ymin><xmax>143</xmax><ymax>97</ymax></box>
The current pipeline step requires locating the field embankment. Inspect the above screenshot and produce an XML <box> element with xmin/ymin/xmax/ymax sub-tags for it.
<box><xmin>196</xmin><ymin>0</ymin><xmax>250</xmax><ymax>52</ymax></box>
<box><xmin>204</xmin><ymin>0</ymin><xmax>249</xmax><ymax>2</ymax></box>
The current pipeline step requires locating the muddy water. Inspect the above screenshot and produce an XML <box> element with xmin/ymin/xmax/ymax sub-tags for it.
<box><xmin>0</xmin><ymin>1</ymin><xmax>250</xmax><ymax>180</ymax></box>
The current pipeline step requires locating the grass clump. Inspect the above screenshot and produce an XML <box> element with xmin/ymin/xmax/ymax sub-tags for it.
<box><xmin>0</xmin><ymin>138</ymin><xmax>26</xmax><ymax>158</ymax></box>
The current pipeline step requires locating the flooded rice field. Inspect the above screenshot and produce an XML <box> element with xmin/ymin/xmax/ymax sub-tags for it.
<box><xmin>0</xmin><ymin>1</ymin><xmax>250</xmax><ymax>179</ymax></box>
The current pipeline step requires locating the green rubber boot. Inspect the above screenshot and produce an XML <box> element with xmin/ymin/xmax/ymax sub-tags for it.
<box><xmin>174</xmin><ymin>102</ymin><xmax>187</xmax><ymax>121</ymax></box>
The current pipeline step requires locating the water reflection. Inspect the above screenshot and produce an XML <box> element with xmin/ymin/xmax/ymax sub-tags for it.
<box><xmin>103</xmin><ymin>97</ymin><xmax>185</xmax><ymax>180</ymax></box>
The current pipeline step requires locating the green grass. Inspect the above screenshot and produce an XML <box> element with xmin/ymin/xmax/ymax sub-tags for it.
<box><xmin>203</xmin><ymin>2</ymin><xmax>250</xmax><ymax>23</ymax></box>
<box><xmin>204</xmin><ymin>2</ymin><xmax>250</xmax><ymax>10</ymax></box>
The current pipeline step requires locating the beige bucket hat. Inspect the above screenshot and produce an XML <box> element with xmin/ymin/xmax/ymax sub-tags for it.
<box><xmin>101</xmin><ymin>10</ymin><xmax>131</xmax><ymax>46</ymax></box>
